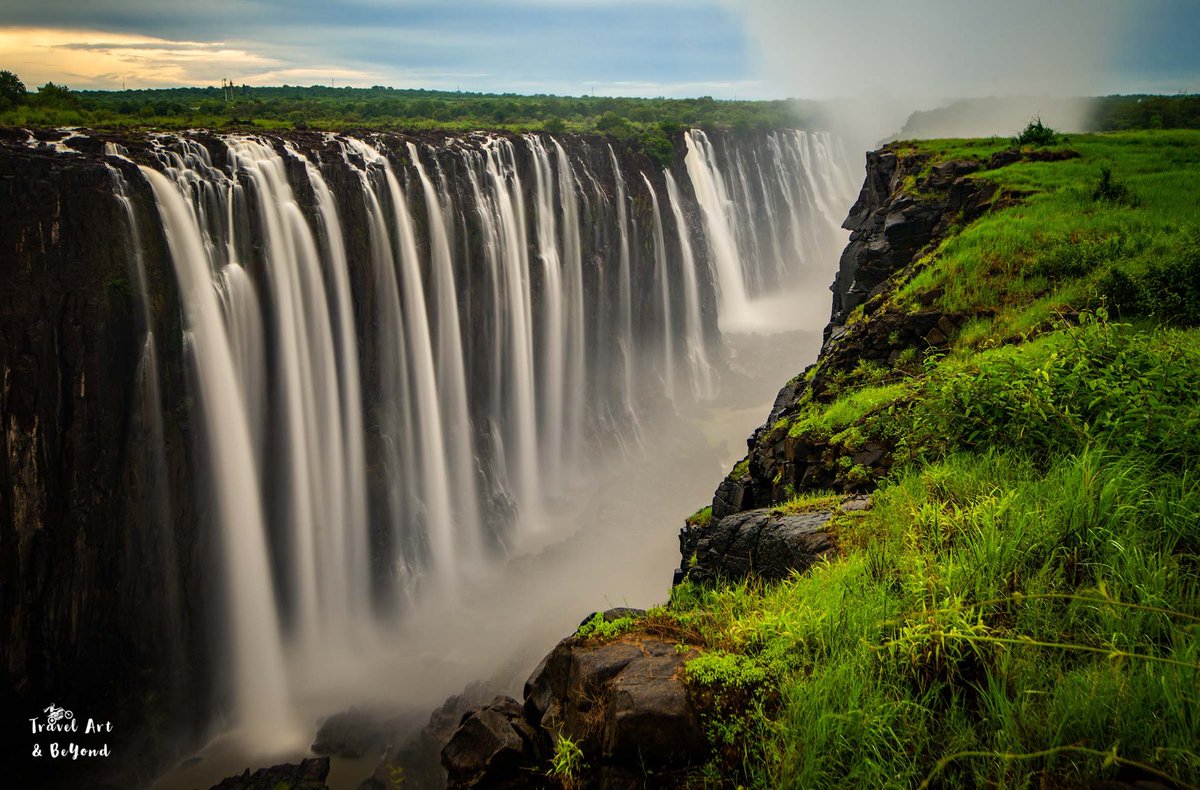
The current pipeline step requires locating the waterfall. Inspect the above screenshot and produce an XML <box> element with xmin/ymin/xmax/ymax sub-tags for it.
<box><xmin>295</xmin><ymin>147</ymin><xmax>371</xmax><ymax>621</ymax></box>
<box><xmin>526</xmin><ymin>136</ymin><xmax>567</xmax><ymax>485</ymax></box>
<box><xmin>364</xmin><ymin>140</ymin><xmax>462</xmax><ymax>585</ymax></box>
<box><xmin>609</xmin><ymin>146</ymin><xmax>637</xmax><ymax>428</ymax></box>
<box><xmin>683</xmin><ymin>129</ymin><xmax>751</xmax><ymax>330</ymax></box>
<box><xmin>641</xmin><ymin>173</ymin><xmax>676</xmax><ymax>402</ymax></box>
<box><xmin>664</xmin><ymin>170</ymin><xmax>715</xmax><ymax>400</ymax></box>
<box><xmin>140</xmin><ymin>164</ymin><xmax>295</xmax><ymax>749</ymax></box>
<box><xmin>552</xmin><ymin>138</ymin><xmax>587</xmax><ymax>468</ymax></box>
<box><xmin>481</xmin><ymin>137</ymin><xmax>541</xmax><ymax>534</ymax></box>
<box><xmin>122</xmin><ymin>127</ymin><xmax>856</xmax><ymax>751</ymax></box>
<box><xmin>682</xmin><ymin>128</ymin><xmax>858</xmax><ymax>333</ymax></box>
<box><xmin>408</xmin><ymin>141</ymin><xmax>483</xmax><ymax>568</ymax></box>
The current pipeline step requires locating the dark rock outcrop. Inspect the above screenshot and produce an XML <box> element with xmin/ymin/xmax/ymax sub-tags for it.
<box><xmin>830</xmin><ymin>150</ymin><xmax>990</xmax><ymax>333</ymax></box>
<box><xmin>210</xmin><ymin>756</ymin><xmax>330</xmax><ymax>790</ymax></box>
<box><xmin>680</xmin><ymin>508</ymin><xmax>835</xmax><ymax>585</ymax></box>
<box><xmin>312</xmin><ymin>707</ymin><xmax>395</xmax><ymax>759</ymax></box>
<box><xmin>694</xmin><ymin>144</ymin><xmax>1053</xmax><ymax>571</ymax></box>
<box><xmin>442</xmin><ymin>696</ymin><xmax>543</xmax><ymax>788</ymax></box>
<box><xmin>360</xmin><ymin>682</ymin><xmax>495</xmax><ymax>790</ymax></box>
<box><xmin>440</xmin><ymin>620</ymin><xmax>707</xmax><ymax>788</ymax></box>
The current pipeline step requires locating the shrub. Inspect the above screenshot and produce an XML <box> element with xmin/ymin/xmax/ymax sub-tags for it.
<box><xmin>1091</xmin><ymin>167</ymin><xmax>1139</xmax><ymax>205</ymax></box>
<box><xmin>1013</xmin><ymin>116</ymin><xmax>1058</xmax><ymax>147</ymax></box>
<box><xmin>1097</xmin><ymin>231</ymin><xmax>1200</xmax><ymax>325</ymax></box>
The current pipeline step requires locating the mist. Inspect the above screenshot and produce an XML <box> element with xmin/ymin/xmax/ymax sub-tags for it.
<box><xmin>733</xmin><ymin>0</ymin><xmax>1134</xmax><ymax>144</ymax></box>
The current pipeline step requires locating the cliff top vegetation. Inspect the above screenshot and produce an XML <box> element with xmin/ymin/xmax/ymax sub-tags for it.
<box><xmin>588</xmin><ymin>128</ymin><xmax>1200</xmax><ymax>788</ymax></box>
<box><xmin>0</xmin><ymin>75</ymin><xmax>826</xmax><ymax>168</ymax></box>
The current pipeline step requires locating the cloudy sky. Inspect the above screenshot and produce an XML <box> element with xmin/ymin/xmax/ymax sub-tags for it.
<box><xmin>0</xmin><ymin>0</ymin><xmax>1197</xmax><ymax>98</ymax></box>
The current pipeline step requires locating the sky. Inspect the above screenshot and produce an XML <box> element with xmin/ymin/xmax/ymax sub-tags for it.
<box><xmin>0</xmin><ymin>0</ymin><xmax>1197</xmax><ymax>99</ymax></box>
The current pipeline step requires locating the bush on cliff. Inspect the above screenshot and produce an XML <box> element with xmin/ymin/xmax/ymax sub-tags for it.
<box><xmin>1012</xmin><ymin>116</ymin><xmax>1059</xmax><ymax>146</ymax></box>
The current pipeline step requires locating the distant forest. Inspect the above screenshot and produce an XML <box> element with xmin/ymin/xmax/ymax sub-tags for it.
<box><xmin>0</xmin><ymin>77</ymin><xmax>831</xmax><ymax>165</ymax></box>
<box><xmin>1</xmin><ymin>71</ymin><xmax>1197</xmax><ymax>163</ymax></box>
<box><xmin>897</xmin><ymin>94</ymin><xmax>1200</xmax><ymax>139</ymax></box>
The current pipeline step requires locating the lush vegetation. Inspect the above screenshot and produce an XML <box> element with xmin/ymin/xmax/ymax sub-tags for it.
<box><xmin>583</xmin><ymin>130</ymin><xmax>1200</xmax><ymax>787</ymax></box>
<box><xmin>0</xmin><ymin>72</ymin><xmax>824</xmax><ymax>167</ymax></box>
<box><xmin>1093</xmin><ymin>94</ymin><xmax>1200</xmax><ymax>132</ymax></box>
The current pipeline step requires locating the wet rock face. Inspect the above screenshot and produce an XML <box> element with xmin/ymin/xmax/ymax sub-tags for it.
<box><xmin>690</xmin><ymin>143</ymin><xmax>1065</xmax><ymax>584</ymax></box>
<box><xmin>528</xmin><ymin>636</ymin><xmax>705</xmax><ymax>771</ymax></box>
<box><xmin>210</xmin><ymin>756</ymin><xmax>331</xmax><ymax>790</ymax></box>
<box><xmin>680</xmin><ymin>508</ymin><xmax>835</xmax><ymax>586</ymax></box>
<box><xmin>830</xmin><ymin>150</ymin><xmax>965</xmax><ymax>331</ymax></box>
<box><xmin>442</xmin><ymin>696</ymin><xmax>542</xmax><ymax>788</ymax></box>
<box><xmin>0</xmin><ymin>139</ymin><xmax>207</xmax><ymax>789</ymax></box>
<box><xmin>440</xmin><ymin>617</ymin><xmax>708</xmax><ymax>788</ymax></box>
<box><xmin>359</xmin><ymin>682</ymin><xmax>497</xmax><ymax>790</ymax></box>
<box><xmin>311</xmin><ymin>707</ymin><xmax>398</xmax><ymax>759</ymax></box>
<box><xmin>702</xmin><ymin>143</ymin><xmax>1033</xmax><ymax>533</ymax></box>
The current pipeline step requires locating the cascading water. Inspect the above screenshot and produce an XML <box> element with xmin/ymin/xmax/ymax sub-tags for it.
<box><xmin>111</xmin><ymin>127</ymin><xmax>857</xmax><ymax>762</ymax></box>
<box><xmin>407</xmin><ymin>141</ymin><xmax>484</xmax><ymax>571</ymax></box>
<box><xmin>140</xmin><ymin>164</ymin><xmax>296</xmax><ymax>747</ymax></box>
<box><xmin>683</xmin><ymin>128</ymin><xmax>858</xmax><ymax>332</ymax></box>
<box><xmin>641</xmin><ymin>172</ymin><xmax>676</xmax><ymax>402</ymax></box>
<box><xmin>664</xmin><ymin>169</ymin><xmax>715</xmax><ymax>399</ymax></box>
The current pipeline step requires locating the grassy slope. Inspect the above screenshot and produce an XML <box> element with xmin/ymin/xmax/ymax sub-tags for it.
<box><xmin>597</xmin><ymin>131</ymin><xmax>1200</xmax><ymax>788</ymax></box>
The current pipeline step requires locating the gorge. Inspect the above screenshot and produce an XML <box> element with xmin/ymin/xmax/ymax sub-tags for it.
<box><xmin>0</xmin><ymin>124</ymin><xmax>857</xmax><ymax>787</ymax></box>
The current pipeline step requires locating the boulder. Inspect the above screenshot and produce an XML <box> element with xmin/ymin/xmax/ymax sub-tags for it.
<box><xmin>312</xmin><ymin>707</ymin><xmax>392</xmax><ymax>759</ymax></box>
<box><xmin>683</xmin><ymin>508</ymin><xmax>835</xmax><ymax>585</ymax></box>
<box><xmin>361</xmin><ymin>681</ymin><xmax>495</xmax><ymax>790</ymax></box>
<box><xmin>210</xmin><ymin>757</ymin><xmax>330</xmax><ymax>790</ymax></box>
<box><xmin>448</xmin><ymin>635</ymin><xmax>708</xmax><ymax>787</ymax></box>
<box><xmin>442</xmin><ymin>696</ymin><xmax>542</xmax><ymax>789</ymax></box>
<box><xmin>602</xmin><ymin>643</ymin><xmax>705</xmax><ymax>766</ymax></box>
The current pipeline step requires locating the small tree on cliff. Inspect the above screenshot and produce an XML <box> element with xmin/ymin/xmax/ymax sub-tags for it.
<box><xmin>0</xmin><ymin>70</ymin><xmax>27</xmax><ymax>110</ymax></box>
<box><xmin>1013</xmin><ymin>116</ymin><xmax>1058</xmax><ymax>146</ymax></box>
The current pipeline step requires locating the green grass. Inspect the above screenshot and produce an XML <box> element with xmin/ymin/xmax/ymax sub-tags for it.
<box><xmin>647</xmin><ymin>130</ymin><xmax>1200</xmax><ymax>788</ymax></box>
<box><xmin>665</xmin><ymin>446</ymin><xmax>1200</xmax><ymax>788</ymax></box>
<box><xmin>897</xmin><ymin>131</ymin><xmax>1200</xmax><ymax>337</ymax></box>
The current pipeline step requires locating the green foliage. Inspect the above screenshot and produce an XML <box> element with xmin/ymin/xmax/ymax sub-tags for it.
<box><xmin>686</xmin><ymin>505</ymin><xmax>713</xmax><ymax>529</ymax></box>
<box><xmin>774</xmin><ymin>490</ymin><xmax>841</xmax><ymax>515</ymax></box>
<box><xmin>669</xmin><ymin>446</ymin><xmax>1200</xmax><ymax>788</ymax></box>
<box><xmin>549</xmin><ymin>734</ymin><xmax>586</xmax><ymax>784</ymax></box>
<box><xmin>674</xmin><ymin>130</ymin><xmax>1200</xmax><ymax>788</ymax></box>
<box><xmin>1091</xmin><ymin>166</ymin><xmax>1139</xmax><ymax>205</ymax></box>
<box><xmin>1012</xmin><ymin>116</ymin><xmax>1059</xmax><ymax>146</ymax></box>
<box><xmin>576</xmin><ymin>612</ymin><xmax>636</xmax><ymax>640</ymax></box>
<box><xmin>0</xmin><ymin>69</ymin><xmax>25</xmax><ymax>110</ymax></box>
<box><xmin>0</xmin><ymin>82</ymin><xmax>817</xmax><ymax>166</ymax></box>
<box><xmin>1092</xmin><ymin>93</ymin><xmax>1200</xmax><ymax>131</ymax></box>
<box><xmin>686</xmin><ymin>650</ymin><xmax>775</xmax><ymax>690</ymax></box>
<box><xmin>637</xmin><ymin>124</ymin><xmax>675</xmax><ymax>168</ymax></box>
<box><xmin>1096</xmin><ymin>232</ymin><xmax>1200</xmax><ymax>325</ymax></box>
<box><xmin>33</xmin><ymin>82</ymin><xmax>78</xmax><ymax>109</ymax></box>
<box><xmin>898</xmin><ymin>315</ymin><xmax>1200</xmax><ymax>463</ymax></box>
<box><xmin>896</xmin><ymin>131</ymin><xmax>1200</xmax><ymax>338</ymax></box>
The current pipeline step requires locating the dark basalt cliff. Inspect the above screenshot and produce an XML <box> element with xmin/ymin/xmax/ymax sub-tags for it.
<box><xmin>0</xmin><ymin>126</ymin><xmax>724</xmax><ymax>788</ymax></box>
<box><xmin>0</xmin><ymin>143</ymin><xmax>205</xmax><ymax>788</ymax></box>
<box><xmin>700</xmin><ymin>146</ymin><xmax>1060</xmax><ymax>532</ymax></box>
